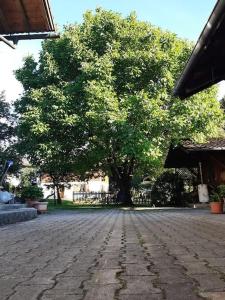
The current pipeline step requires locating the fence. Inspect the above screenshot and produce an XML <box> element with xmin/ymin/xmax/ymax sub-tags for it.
<box><xmin>73</xmin><ymin>190</ymin><xmax>152</xmax><ymax>206</ymax></box>
<box><xmin>131</xmin><ymin>190</ymin><xmax>152</xmax><ymax>205</ymax></box>
<box><xmin>73</xmin><ymin>192</ymin><xmax>117</xmax><ymax>204</ymax></box>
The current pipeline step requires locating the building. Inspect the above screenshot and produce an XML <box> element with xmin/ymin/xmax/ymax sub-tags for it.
<box><xmin>165</xmin><ymin>138</ymin><xmax>225</xmax><ymax>188</ymax></box>
<box><xmin>174</xmin><ymin>0</ymin><xmax>225</xmax><ymax>99</ymax></box>
<box><xmin>0</xmin><ymin>0</ymin><xmax>58</xmax><ymax>49</ymax></box>
<box><xmin>39</xmin><ymin>173</ymin><xmax>110</xmax><ymax>201</ymax></box>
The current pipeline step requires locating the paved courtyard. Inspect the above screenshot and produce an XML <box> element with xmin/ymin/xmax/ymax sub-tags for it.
<box><xmin>1</xmin><ymin>209</ymin><xmax>225</xmax><ymax>300</ymax></box>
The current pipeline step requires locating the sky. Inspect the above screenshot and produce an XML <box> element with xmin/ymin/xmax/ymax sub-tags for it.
<box><xmin>1</xmin><ymin>0</ymin><xmax>224</xmax><ymax>102</ymax></box>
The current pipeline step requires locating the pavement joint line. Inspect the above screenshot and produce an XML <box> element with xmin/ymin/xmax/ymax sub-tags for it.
<box><xmin>79</xmin><ymin>211</ymin><xmax>120</xmax><ymax>299</ymax></box>
<box><xmin>133</xmin><ymin>211</ymin><xmax>204</xmax><ymax>299</ymax></box>
<box><xmin>115</xmin><ymin>212</ymin><xmax>128</xmax><ymax>300</ymax></box>
<box><xmin>3</xmin><ymin>209</ymin><xmax>225</xmax><ymax>299</ymax></box>
<box><xmin>8</xmin><ymin>210</ymin><xmax>114</xmax><ymax>300</ymax></box>
<box><xmin>131</xmin><ymin>211</ymin><xmax>165</xmax><ymax>299</ymax></box>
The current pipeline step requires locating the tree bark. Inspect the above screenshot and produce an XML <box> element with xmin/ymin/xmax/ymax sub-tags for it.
<box><xmin>55</xmin><ymin>184</ymin><xmax>62</xmax><ymax>205</ymax></box>
<box><xmin>113</xmin><ymin>169</ymin><xmax>133</xmax><ymax>205</ymax></box>
<box><xmin>116</xmin><ymin>179</ymin><xmax>133</xmax><ymax>205</ymax></box>
<box><xmin>110</xmin><ymin>158</ymin><xmax>135</xmax><ymax>206</ymax></box>
<box><xmin>51</xmin><ymin>175</ymin><xmax>62</xmax><ymax>205</ymax></box>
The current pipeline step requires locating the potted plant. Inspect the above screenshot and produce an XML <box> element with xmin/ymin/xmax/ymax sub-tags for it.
<box><xmin>209</xmin><ymin>184</ymin><xmax>225</xmax><ymax>214</ymax></box>
<box><xmin>217</xmin><ymin>184</ymin><xmax>225</xmax><ymax>202</ymax></box>
<box><xmin>21</xmin><ymin>185</ymin><xmax>44</xmax><ymax>208</ymax></box>
<box><xmin>35</xmin><ymin>199</ymin><xmax>48</xmax><ymax>213</ymax></box>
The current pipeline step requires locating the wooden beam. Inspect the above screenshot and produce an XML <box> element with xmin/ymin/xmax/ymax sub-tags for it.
<box><xmin>0</xmin><ymin>7</ymin><xmax>10</xmax><ymax>33</ymax></box>
<box><xmin>17</xmin><ymin>0</ymin><xmax>31</xmax><ymax>31</ymax></box>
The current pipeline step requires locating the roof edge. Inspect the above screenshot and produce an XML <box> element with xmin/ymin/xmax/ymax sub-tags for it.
<box><xmin>173</xmin><ymin>0</ymin><xmax>225</xmax><ymax>99</ymax></box>
<box><xmin>42</xmin><ymin>0</ymin><xmax>55</xmax><ymax>31</ymax></box>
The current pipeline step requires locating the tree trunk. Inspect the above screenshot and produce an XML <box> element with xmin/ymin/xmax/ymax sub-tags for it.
<box><xmin>116</xmin><ymin>176</ymin><xmax>133</xmax><ymax>206</ymax></box>
<box><xmin>56</xmin><ymin>184</ymin><xmax>62</xmax><ymax>205</ymax></box>
<box><xmin>110</xmin><ymin>160</ymin><xmax>135</xmax><ymax>206</ymax></box>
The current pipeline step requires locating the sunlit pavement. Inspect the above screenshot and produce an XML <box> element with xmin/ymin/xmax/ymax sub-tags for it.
<box><xmin>1</xmin><ymin>208</ymin><xmax>225</xmax><ymax>300</ymax></box>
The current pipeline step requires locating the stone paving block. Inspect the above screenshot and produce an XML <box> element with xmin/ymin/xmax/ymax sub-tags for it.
<box><xmin>206</xmin><ymin>258</ymin><xmax>225</xmax><ymax>267</ymax></box>
<box><xmin>18</xmin><ymin>274</ymin><xmax>55</xmax><ymax>287</ymax></box>
<box><xmin>42</xmin><ymin>294</ymin><xmax>83</xmax><ymax>300</ymax></box>
<box><xmin>8</xmin><ymin>285</ymin><xmax>48</xmax><ymax>300</ymax></box>
<box><xmin>124</xmin><ymin>253</ymin><xmax>149</xmax><ymax>264</ymax></box>
<box><xmin>191</xmin><ymin>273</ymin><xmax>225</xmax><ymax>292</ymax></box>
<box><xmin>161</xmin><ymin>282</ymin><xmax>202</xmax><ymax>300</ymax></box>
<box><xmin>183</xmin><ymin>262</ymin><xmax>215</xmax><ymax>275</ymax></box>
<box><xmin>3</xmin><ymin>210</ymin><xmax>225</xmax><ymax>300</ymax></box>
<box><xmin>120</xmin><ymin>275</ymin><xmax>161</xmax><ymax>295</ymax></box>
<box><xmin>53</xmin><ymin>276</ymin><xmax>88</xmax><ymax>291</ymax></box>
<box><xmin>155</xmin><ymin>267</ymin><xmax>194</xmax><ymax>284</ymax></box>
<box><xmin>83</xmin><ymin>283</ymin><xmax>118</xmax><ymax>300</ymax></box>
<box><xmin>94</xmin><ymin>258</ymin><xmax>120</xmax><ymax>270</ymax></box>
<box><xmin>119</xmin><ymin>294</ymin><xmax>163</xmax><ymax>300</ymax></box>
<box><xmin>213</xmin><ymin>266</ymin><xmax>225</xmax><ymax>275</ymax></box>
<box><xmin>200</xmin><ymin>292</ymin><xmax>225</xmax><ymax>300</ymax></box>
<box><xmin>63</xmin><ymin>268</ymin><xmax>90</xmax><ymax>277</ymax></box>
<box><xmin>123</xmin><ymin>264</ymin><xmax>154</xmax><ymax>276</ymax></box>
<box><xmin>0</xmin><ymin>279</ymin><xmax>17</xmax><ymax>298</ymax></box>
<box><xmin>175</xmin><ymin>255</ymin><xmax>199</xmax><ymax>263</ymax></box>
<box><xmin>86</xmin><ymin>269</ymin><xmax>121</xmax><ymax>285</ymax></box>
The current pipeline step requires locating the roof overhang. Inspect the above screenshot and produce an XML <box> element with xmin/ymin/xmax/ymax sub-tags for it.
<box><xmin>164</xmin><ymin>146</ymin><xmax>200</xmax><ymax>168</ymax></box>
<box><xmin>164</xmin><ymin>139</ymin><xmax>225</xmax><ymax>169</ymax></box>
<box><xmin>0</xmin><ymin>0</ymin><xmax>59</xmax><ymax>48</ymax></box>
<box><xmin>174</xmin><ymin>0</ymin><xmax>225</xmax><ymax>99</ymax></box>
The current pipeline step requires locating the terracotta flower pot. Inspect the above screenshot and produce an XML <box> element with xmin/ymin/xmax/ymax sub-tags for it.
<box><xmin>36</xmin><ymin>202</ymin><xmax>48</xmax><ymax>213</ymax></box>
<box><xmin>210</xmin><ymin>202</ymin><xmax>223</xmax><ymax>214</ymax></box>
<box><xmin>26</xmin><ymin>199</ymin><xmax>39</xmax><ymax>208</ymax></box>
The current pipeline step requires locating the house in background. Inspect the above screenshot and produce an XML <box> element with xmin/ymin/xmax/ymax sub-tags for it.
<box><xmin>39</xmin><ymin>173</ymin><xmax>109</xmax><ymax>201</ymax></box>
<box><xmin>170</xmin><ymin>0</ymin><xmax>225</xmax><ymax>200</ymax></box>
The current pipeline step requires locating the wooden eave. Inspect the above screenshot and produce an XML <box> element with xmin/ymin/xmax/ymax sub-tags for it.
<box><xmin>0</xmin><ymin>0</ymin><xmax>55</xmax><ymax>35</ymax></box>
<box><xmin>173</xmin><ymin>0</ymin><xmax>225</xmax><ymax>99</ymax></box>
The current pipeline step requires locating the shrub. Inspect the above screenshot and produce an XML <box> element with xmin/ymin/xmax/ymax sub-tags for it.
<box><xmin>21</xmin><ymin>185</ymin><xmax>43</xmax><ymax>200</ymax></box>
<box><xmin>151</xmin><ymin>171</ymin><xmax>185</xmax><ymax>207</ymax></box>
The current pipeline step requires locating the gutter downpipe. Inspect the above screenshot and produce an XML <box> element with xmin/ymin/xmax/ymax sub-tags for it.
<box><xmin>0</xmin><ymin>35</ymin><xmax>15</xmax><ymax>49</ymax></box>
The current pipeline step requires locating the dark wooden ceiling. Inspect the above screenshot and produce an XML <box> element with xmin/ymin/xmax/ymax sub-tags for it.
<box><xmin>0</xmin><ymin>0</ymin><xmax>55</xmax><ymax>35</ymax></box>
<box><xmin>164</xmin><ymin>138</ymin><xmax>225</xmax><ymax>168</ymax></box>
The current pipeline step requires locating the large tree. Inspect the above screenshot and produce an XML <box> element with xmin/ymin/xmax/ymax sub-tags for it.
<box><xmin>0</xmin><ymin>91</ymin><xmax>19</xmax><ymax>177</ymax></box>
<box><xmin>15</xmin><ymin>9</ymin><xmax>224</xmax><ymax>204</ymax></box>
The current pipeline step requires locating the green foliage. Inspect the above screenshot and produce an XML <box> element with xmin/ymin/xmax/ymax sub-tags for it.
<box><xmin>217</xmin><ymin>184</ymin><xmax>225</xmax><ymax>198</ymax></box>
<box><xmin>21</xmin><ymin>185</ymin><xmax>44</xmax><ymax>200</ymax></box>
<box><xmin>210</xmin><ymin>184</ymin><xmax>225</xmax><ymax>202</ymax></box>
<box><xmin>0</xmin><ymin>91</ymin><xmax>20</xmax><ymax>174</ymax></box>
<box><xmin>15</xmin><ymin>9</ymin><xmax>224</xmax><ymax>203</ymax></box>
<box><xmin>19</xmin><ymin>167</ymin><xmax>37</xmax><ymax>187</ymax></box>
<box><xmin>210</xmin><ymin>193</ymin><xmax>221</xmax><ymax>202</ymax></box>
<box><xmin>151</xmin><ymin>171</ymin><xmax>186</xmax><ymax>207</ymax></box>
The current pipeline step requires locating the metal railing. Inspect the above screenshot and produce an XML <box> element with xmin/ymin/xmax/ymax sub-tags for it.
<box><xmin>73</xmin><ymin>192</ymin><xmax>117</xmax><ymax>204</ymax></box>
<box><xmin>73</xmin><ymin>190</ymin><xmax>152</xmax><ymax>206</ymax></box>
<box><xmin>131</xmin><ymin>190</ymin><xmax>152</xmax><ymax>205</ymax></box>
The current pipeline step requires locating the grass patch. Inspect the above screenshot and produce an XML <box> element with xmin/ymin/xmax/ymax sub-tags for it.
<box><xmin>47</xmin><ymin>199</ymin><xmax>123</xmax><ymax>211</ymax></box>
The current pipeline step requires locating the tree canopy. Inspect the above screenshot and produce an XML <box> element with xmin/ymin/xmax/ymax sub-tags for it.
<box><xmin>15</xmin><ymin>9</ymin><xmax>224</xmax><ymax>204</ymax></box>
<box><xmin>0</xmin><ymin>91</ymin><xmax>19</xmax><ymax>176</ymax></box>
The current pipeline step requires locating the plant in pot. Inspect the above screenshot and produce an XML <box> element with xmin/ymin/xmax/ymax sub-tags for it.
<box><xmin>209</xmin><ymin>185</ymin><xmax>225</xmax><ymax>214</ymax></box>
<box><xmin>35</xmin><ymin>198</ymin><xmax>48</xmax><ymax>213</ymax></box>
<box><xmin>21</xmin><ymin>185</ymin><xmax>44</xmax><ymax>208</ymax></box>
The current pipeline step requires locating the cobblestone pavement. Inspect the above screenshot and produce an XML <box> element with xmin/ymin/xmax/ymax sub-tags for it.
<box><xmin>2</xmin><ymin>209</ymin><xmax>225</xmax><ymax>300</ymax></box>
